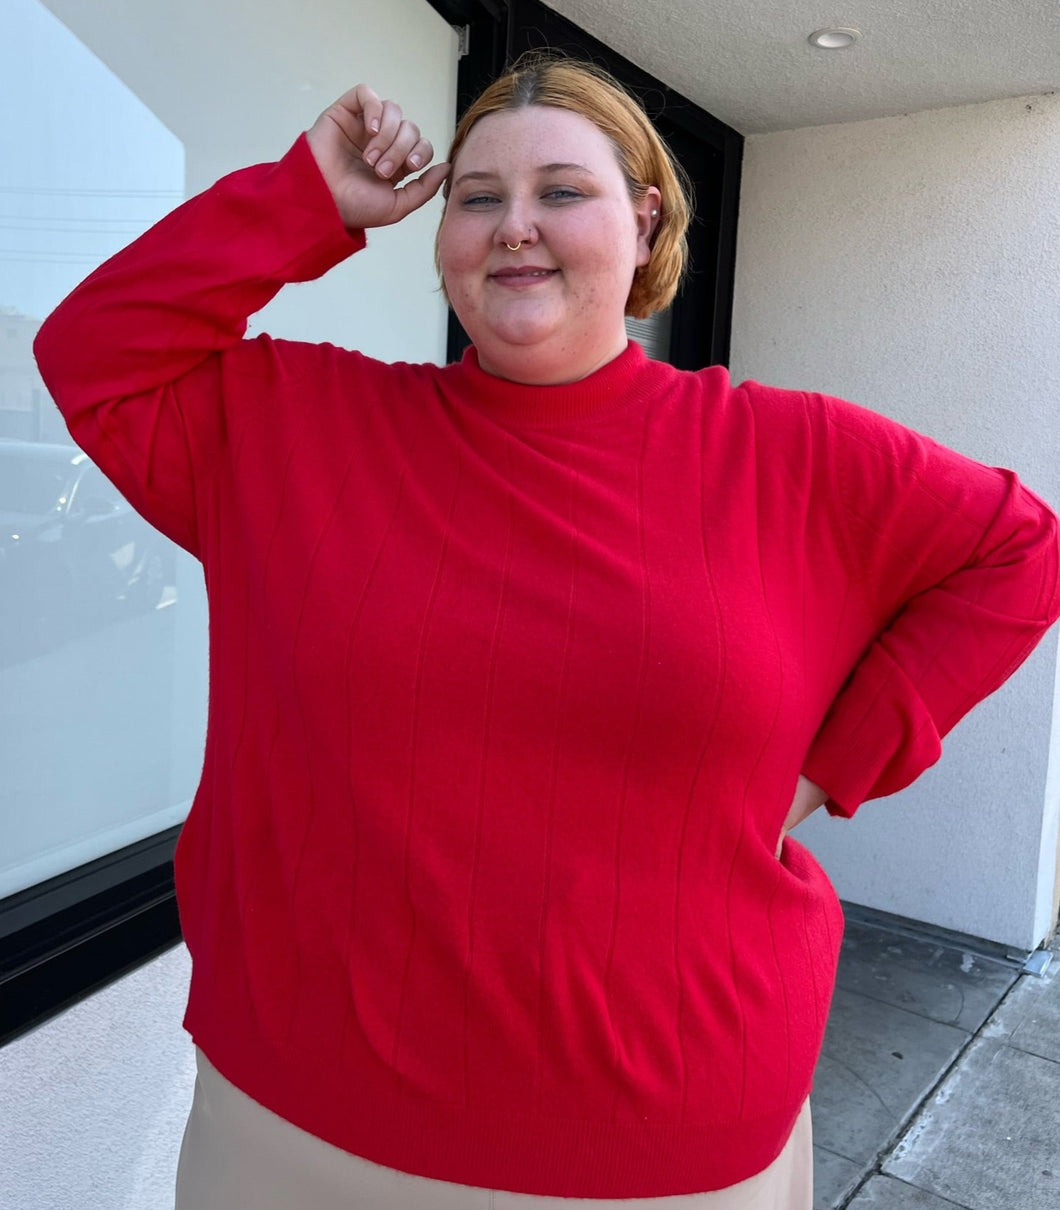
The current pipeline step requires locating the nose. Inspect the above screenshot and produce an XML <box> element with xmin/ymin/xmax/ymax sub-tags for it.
<box><xmin>495</xmin><ymin>200</ymin><xmax>537</xmax><ymax>250</ymax></box>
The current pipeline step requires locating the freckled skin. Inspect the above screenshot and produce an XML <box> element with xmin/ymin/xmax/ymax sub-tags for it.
<box><xmin>437</xmin><ymin>107</ymin><xmax>660</xmax><ymax>386</ymax></box>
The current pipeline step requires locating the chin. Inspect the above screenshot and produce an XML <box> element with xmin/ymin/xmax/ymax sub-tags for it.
<box><xmin>472</xmin><ymin>319</ymin><xmax>563</xmax><ymax>355</ymax></box>
<box><xmin>472</xmin><ymin>333</ymin><xmax>549</xmax><ymax>372</ymax></box>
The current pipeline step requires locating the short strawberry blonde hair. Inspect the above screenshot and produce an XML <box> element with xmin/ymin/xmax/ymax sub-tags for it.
<box><xmin>438</xmin><ymin>54</ymin><xmax>692</xmax><ymax>319</ymax></box>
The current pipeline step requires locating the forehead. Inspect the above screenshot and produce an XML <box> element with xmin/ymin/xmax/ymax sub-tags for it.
<box><xmin>454</xmin><ymin>105</ymin><xmax>623</xmax><ymax>175</ymax></box>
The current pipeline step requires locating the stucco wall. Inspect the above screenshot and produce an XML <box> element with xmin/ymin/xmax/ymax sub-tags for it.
<box><xmin>730</xmin><ymin>92</ymin><xmax>1060</xmax><ymax>949</ymax></box>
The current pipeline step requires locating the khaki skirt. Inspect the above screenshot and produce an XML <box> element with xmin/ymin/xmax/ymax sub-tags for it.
<box><xmin>176</xmin><ymin>1050</ymin><xmax>812</xmax><ymax>1210</ymax></box>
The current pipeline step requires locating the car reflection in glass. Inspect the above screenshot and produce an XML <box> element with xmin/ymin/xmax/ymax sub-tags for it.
<box><xmin>0</xmin><ymin>439</ymin><xmax>176</xmax><ymax>663</ymax></box>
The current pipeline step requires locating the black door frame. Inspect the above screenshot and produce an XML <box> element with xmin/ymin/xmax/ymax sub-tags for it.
<box><xmin>0</xmin><ymin>828</ymin><xmax>182</xmax><ymax>1045</ymax></box>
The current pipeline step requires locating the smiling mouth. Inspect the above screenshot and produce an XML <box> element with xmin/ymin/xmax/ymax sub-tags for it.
<box><xmin>490</xmin><ymin>268</ymin><xmax>558</xmax><ymax>281</ymax></box>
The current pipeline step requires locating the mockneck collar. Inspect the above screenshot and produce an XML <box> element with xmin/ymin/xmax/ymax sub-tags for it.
<box><xmin>449</xmin><ymin>341</ymin><xmax>654</xmax><ymax>429</ymax></box>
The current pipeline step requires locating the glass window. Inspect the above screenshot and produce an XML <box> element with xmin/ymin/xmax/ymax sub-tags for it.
<box><xmin>1</xmin><ymin>0</ymin><xmax>199</xmax><ymax>900</ymax></box>
<box><xmin>0</xmin><ymin>0</ymin><xmax>456</xmax><ymax>903</ymax></box>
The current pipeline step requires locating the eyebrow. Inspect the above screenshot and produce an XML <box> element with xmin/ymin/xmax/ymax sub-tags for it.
<box><xmin>452</xmin><ymin>163</ymin><xmax>596</xmax><ymax>188</ymax></box>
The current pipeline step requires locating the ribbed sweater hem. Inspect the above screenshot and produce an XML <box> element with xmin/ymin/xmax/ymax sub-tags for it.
<box><xmin>186</xmin><ymin>1006</ymin><xmax>805</xmax><ymax>1198</ymax></box>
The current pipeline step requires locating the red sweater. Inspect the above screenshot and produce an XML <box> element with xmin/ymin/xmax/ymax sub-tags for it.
<box><xmin>34</xmin><ymin>137</ymin><xmax>1060</xmax><ymax>1196</ymax></box>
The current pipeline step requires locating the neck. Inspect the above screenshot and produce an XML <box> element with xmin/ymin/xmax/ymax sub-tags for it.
<box><xmin>474</xmin><ymin>332</ymin><xmax>630</xmax><ymax>387</ymax></box>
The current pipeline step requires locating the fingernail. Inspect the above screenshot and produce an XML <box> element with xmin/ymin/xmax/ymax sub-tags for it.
<box><xmin>408</xmin><ymin>153</ymin><xmax>422</xmax><ymax>169</ymax></box>
<box><xmin>370</xmin><ymin>118</ymin><xmax>379</xmax><ymax>133</ymax></box>
<box><xmin>364</xmin><ymin>149</ymin><xmax>379</xmax><ymax>166</ymax></box>
<box><xmin>378</xmin><ymin>160</ymin><xmax>393</xmax><ymax>177</ymax></box>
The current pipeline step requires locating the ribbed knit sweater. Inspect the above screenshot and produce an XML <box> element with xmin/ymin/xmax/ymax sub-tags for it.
<box><xmin>34</xmin><ymin>136</ymin><xmax>1060</xmax><ymax>1196</ymax></box>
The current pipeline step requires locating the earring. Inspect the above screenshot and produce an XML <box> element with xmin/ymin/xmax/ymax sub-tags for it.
<box><xmin>651</xmin><ymin>209</ymin><xmax>659</xmax><ymax>218</ymax></box>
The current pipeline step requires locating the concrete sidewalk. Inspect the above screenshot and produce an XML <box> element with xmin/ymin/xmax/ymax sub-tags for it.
<box><xmin>814</xmin><ymin>910</ymin><xmax>1060</xmax><ymax>1209</ymax></box>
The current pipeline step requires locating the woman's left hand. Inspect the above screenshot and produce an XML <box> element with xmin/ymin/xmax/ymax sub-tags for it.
<box><xmin>776</xmin><ymin>775</ymin><xmax>828</xmax><ymax>858</ymax></box>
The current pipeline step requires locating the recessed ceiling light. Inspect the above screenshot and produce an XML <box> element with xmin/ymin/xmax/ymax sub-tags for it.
<box><xmin>808</xmin><ymin>27</ymin><xmax>861</xmax><ymax>49</ymax></box>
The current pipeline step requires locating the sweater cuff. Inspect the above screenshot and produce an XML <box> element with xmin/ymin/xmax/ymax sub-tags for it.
<box><xmin>270</xmin><ymin>133</ymin><xmax>367</xmax><ymax>272</ymax></box>
<box><xmin>801</xmin><ymin>643</ymin><xmax>943</xmax><ymax>818</ymax></box>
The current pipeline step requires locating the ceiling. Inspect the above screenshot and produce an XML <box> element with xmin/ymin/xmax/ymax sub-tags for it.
<box><xmin>546</xmin><ymin>0</ymin><xmax>1060</xmax><ymax>134</ymax></box>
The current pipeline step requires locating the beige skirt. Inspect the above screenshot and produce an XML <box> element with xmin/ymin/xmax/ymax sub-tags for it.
<box><xmin>176</xmin><ymin>1050</ymin><xmax>812</xmax><ymax>1210</ymax></box>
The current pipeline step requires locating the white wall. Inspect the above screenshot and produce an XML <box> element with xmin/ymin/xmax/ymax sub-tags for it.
<box><xmin>44</xmin><ymin>0</ymin><xmax>458</xmax><ymax>363</ymax></box>
<box><xmin>730</xmin><ymin>92</ymin><xmax>1060</xmax><ymax>950</ymax></box>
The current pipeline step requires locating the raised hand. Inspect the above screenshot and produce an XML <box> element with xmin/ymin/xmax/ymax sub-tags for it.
<box><xmin>305</xmin><ymin>84</ymin><xmax>450</xmax><ymax>231</ymax></box>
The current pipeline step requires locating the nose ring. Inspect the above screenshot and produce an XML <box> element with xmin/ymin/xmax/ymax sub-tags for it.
<box><xmin>505</xmin><ymin>241</ymin><xmax>523</xmax><ymax>251</ymax></box>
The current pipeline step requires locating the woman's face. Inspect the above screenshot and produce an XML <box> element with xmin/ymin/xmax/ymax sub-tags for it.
<box><xmin>438</xmin><ymin>105</ymin><xmax>659</xmax><ymax>385</ymax></box>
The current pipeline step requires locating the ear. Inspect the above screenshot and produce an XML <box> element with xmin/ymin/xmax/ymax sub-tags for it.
<box><xmin>634</xmin><ymin>186</ymin><xmax>663</xmax><ymax>268</ymax></box>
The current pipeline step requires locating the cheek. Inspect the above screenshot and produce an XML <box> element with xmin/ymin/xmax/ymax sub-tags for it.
<box><xmin>437</xmin><ymin>230</ymin><xmax>478</xmax><ymax>320</ymax></box>
<box><xmin>437</xmin><ymin>216</ymin><xmax>479</xmax><ymax>279</ymax></box>
<box><xmin>567</xmin><ymin>237</ymin><xmax>635</xmax><ymax>300</ymax></box>
<box><xmin>561</xmin><ymin>212</ymin><xmax>635</xmax><ymax>271</ymax></box>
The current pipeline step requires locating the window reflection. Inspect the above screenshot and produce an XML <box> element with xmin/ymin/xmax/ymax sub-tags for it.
<box><xmin>0</xmin><ymin>0</ymin><xmax>203</xmax><ymax>901</ymax></box>
<box><xmin>0</xmin><ymin>443</ymin><xmax>178</xmax><ymax>664</ymax></box>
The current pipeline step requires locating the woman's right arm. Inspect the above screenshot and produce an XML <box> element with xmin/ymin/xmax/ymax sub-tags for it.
<box><xmin>32</xmin><ymin>86</ymin><xmax>447</xmax><ymax>556</ymax></box>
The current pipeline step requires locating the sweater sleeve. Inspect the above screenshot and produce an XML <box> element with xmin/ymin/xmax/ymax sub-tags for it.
<box><xmin>32</xmin><ymin>134</ymin><xmax>362</xmax><ymax>557</ymax></box>
<box><xmin>799</xmin><ymin>392</ymin><xmax>1060</xmax><ymax>817</ymax></box>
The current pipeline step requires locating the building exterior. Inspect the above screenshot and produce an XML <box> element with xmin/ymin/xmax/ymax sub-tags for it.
<box><xmin>2</xmin><ymin>0</ymin><xmax>1058</xmax><ymax>1053</ymax></box>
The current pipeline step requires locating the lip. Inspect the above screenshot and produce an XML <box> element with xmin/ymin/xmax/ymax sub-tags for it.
<box><xmin>489</xmin><ymin>266</ymin><xmax>558</xmax><ymax>285</ymax></box>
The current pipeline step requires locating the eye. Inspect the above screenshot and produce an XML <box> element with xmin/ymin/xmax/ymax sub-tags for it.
<box><xmin>543</xmin><ymin>187</ymin><xmax>582</xmax><ymax>202</ymax></box>
<box><xmin>461</xmin><ymin>193</ymin><xmax>499</xmax><ymax>207</ymax></box>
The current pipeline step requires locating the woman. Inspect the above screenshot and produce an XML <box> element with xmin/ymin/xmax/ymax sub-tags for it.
<box><xmin>34</xmin><ymin>57</ymin><xmax>1060</xmax><ymax>1209</ymax></box>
